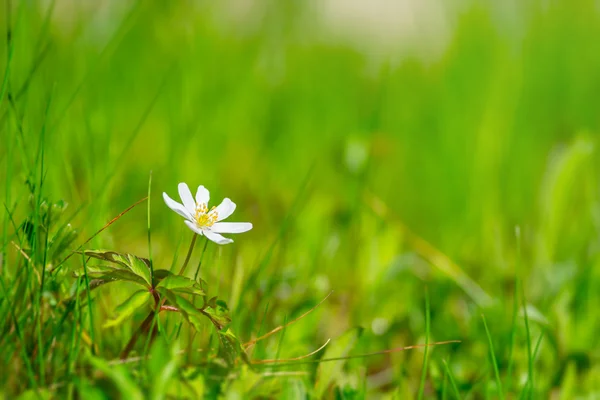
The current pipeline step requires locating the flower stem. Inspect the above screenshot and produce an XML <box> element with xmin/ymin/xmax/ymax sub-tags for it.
<box><xmin>178</xmin><ymin>233</ymin><xmax>198</xmax><ymax>275</ymax></box>
<box><xmin>119</xmin><ymin>311</ymin><xmax>156</xmax><ymax>360</ymax></box>
<box><xmin>193</xmin><ymin>237</ymin><xmax>209</xmax><ymax>282</ymax></box>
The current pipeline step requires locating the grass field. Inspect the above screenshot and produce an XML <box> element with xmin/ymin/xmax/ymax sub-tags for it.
<box><xmin>2</xmin><ymin>0</ymin><xmax>600</xmax><ymax>398</ymax></box>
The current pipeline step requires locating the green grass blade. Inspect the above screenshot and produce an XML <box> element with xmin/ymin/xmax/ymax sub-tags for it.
<box><xmin>81</xmin><ymin>254</ymin><xmax>97</xmax><ymax>355</ymax></box>
<box><xmin>417</xmin><ymin>287</ymin><xmax>431</xmax><ymax>400</ymax></box>
<box><xmin>0</xmin><ymin>274</ymin><xmax>38</xmax><ymax>390</ymax></box>
<box><xmin>147</xmin><ymin>170</ymin><xmax>154</xmax><ymax>280</ymax></box>
<box><xmin>516</xmin><ymin>226</ymin><xmax>534</xmax><ymax>400</ymax></box>
<box><xmin>442</xmin><ymin>359</ymin><xmax>461</xmax><ymax>400</ymax></box>
<box><xmin>506</xmin><ymin>248</ymin><xmax>520</xmax><ymax>392</ymax></box>
<box><xmin>0</xmin><ymin>0</ymin><xmax>15</xmax><ymax>106</ymax></box>
<box><xmin>481</xmin><ymin>313</ymin><xmax>504</xmax><ymax>400</ymax></box>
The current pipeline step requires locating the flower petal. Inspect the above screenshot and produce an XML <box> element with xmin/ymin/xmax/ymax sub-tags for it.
<box><xmin>195</xmin><ymin>185</ymin><xmax>210</xmax><ymax>206</ymax></box>
<box><xmin>215</xmin><ymin>198</ymin><xmax>236</xmax><ymax>221</ymax></box>
<box><xmin>178</xmin><ymin>182</ymin><xmax>196</xmax><ymax>214</ymax></box>
<box><xmin>163</xmin><ymin>192</ymin><xmax>192</xmax><ymax>220</ymax></box>
<box><xmin>204</xmin><ymin>229</ymin><xmax>234</xmax><ymax>245</ymax></box>
<box><xmin>184</xmin><ymin>220</ymin><xmax>205</xmax><ymax>236</ymax></box>
<box><xmin>211</xmin><ymin>222</ymin><xmax>252</xmax><ymax>234</ymax></box>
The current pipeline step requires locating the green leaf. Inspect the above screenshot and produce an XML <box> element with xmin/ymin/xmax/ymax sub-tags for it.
<box><xmin>157</xmin><ymin>275</ymin><xmax>205</xmax><ymax>296</ymax></box>
<box><xmin>152</xmin><ymin>269</ymin><xmax>208</xmax><ymax>287</ymax></box>
<box><xmin>217</xmin><ymin>328</ymin><xmax>249</xmax><ymax>367</ymax></box>
<box><xmin>83</xmin><ymin>250</ymin><xmax>130</xmax><ymax>268</ymax></box>
<box><xmin>207</xmin><ymin>296</ymin><xmax>217</xmax><ymax>308</ymax></box>
<box><xmin>80</xmin><ymin>264</ymin><xmax>116</xmax><ymax>274</ymax></box>
<box><xmin>156</xmin><ymin>288</ymin><xmax>205</xmax><ymax>332</ymax></box>
<box><xmin>87</xmin><ymin>269</ymin><xmax>149</xmax><ymax>287</ymax></box>
<box><xmin>83</xmin><ymin>250</ymin><xmax>152</xmax><ymax>286</ymax></box>
<box><xmin>127</xmin><ymin>254</ymin><xmax>152</xmax><ymax>286</ymax></box>
<box><xmin>155</xmin><ymin>289</ymin><xmax>244</xmax><ymax>365</ymax></box>
<box><xmin>104</xmin><ymin>290</ymin><xmax>152</xmax><ymax>328</ymax></box>
<box><xmin>173</xmin><ymin>296</ymin><xmax>204</xmax><ymax>331</ymax></box>
<box><xmin>202</xmin><ymin>299</ymin><xmax>232</xmax><ymax>331</ymax></box>
<box><xmin>152</xmin><ymin>269</ymin><xmax>172</xmax><ymax>284</ymax></box>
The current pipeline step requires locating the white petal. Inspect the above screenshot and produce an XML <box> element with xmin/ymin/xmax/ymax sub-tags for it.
<box><xmin>211</xmin><ymin>222</ymin><xmax>252</xmax><ymax>234</ymax></box>
<box><xmin>215</xmin><ymin>198</ymin><xmax>236</xmax><ymax>221</ymax></box>
<box><xmin>178</xmin><ymin>182</ymin><xmax>196</xmax><ymax>214</ymax></box>
<box><xmin>196</xmin><ymin>185</ymin><xmax>210</xmax><ymax>206</ymax></box>
<box><xmin>184</xmin><ymin>220</ymin><xmax>205</xmax><ymax>236</ymax></box>
<box><xmin>163</xmin><ymin>192</ymin><xmax>192</xmax><ymax>220</ymax></box>
<box><xmin>204</xmin><ymin>230</ymin><xmax>234</xmax><ymax>245</ymax></box>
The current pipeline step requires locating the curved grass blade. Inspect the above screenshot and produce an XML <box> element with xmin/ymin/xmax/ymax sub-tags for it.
<box><xmin>482</xmin><ymin>313</ymin><xmax>505</xmax><ymax>400</ymax></box>
<box><xmin>418</xmin><ymin>288</ymin><xmax>431</xmax><ymax>400</ymax></box>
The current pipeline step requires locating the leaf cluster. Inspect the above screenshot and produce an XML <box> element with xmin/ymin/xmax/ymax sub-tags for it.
<box><xmin>78</xmin><ymin>249</ymin><xmax>246</xmax><ymax>366</ymax></box>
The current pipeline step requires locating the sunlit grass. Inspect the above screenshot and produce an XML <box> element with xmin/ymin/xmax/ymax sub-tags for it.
<box><xmin>2</xmin><ymin>0</ymin><xmax>600</xmax><ymax>398</ymax></box>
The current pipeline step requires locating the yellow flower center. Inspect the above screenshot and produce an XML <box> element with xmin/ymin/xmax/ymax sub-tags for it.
<box><xmin>194</xmin><ymin>203</ymin><xmax>218</xmax><ymax>228</ymax></box>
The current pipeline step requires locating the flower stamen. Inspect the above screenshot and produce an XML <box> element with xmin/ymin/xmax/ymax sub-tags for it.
<box><xmin>194</xmin><ymin>203</ymin><xmax>218</xmax><ymax>228</ymax></box>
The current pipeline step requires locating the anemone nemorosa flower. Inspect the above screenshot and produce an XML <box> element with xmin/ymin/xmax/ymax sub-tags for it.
<box><xmin>163</xmin><ymin>183</ymin><xmax>252</xmax><ymax>245</ymax></box>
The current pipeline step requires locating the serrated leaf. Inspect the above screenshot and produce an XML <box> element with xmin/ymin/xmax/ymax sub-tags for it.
<box><xmin>152</xmin><ymin>269</ymin><xmax>208</xmax><ymax>288</ymax></box>
<box><xmin>207</xmin><ymin>296</ymin><xmax>217</xmax><ymax>308</ymax></box>
<box><xmin>127</xmin><ymin>254</ymin><xmax>152</xmax><ymax>286</ymax></box>
<box><xmin>155</xmin><ymin>288</ymin><xmax>242</xmax><ymax>367</ymax></box>
<box><xmin>172</xmin><ymin>295</ymin><xmax>205</xmax><ymax>330</ymax></box>
<box><xmin>83</xmin><ymin>250</ymin><xmax>152</xmax><ymax>286</ymax></box>
<box><xmin>86</xmin><ymin>278</ymin><xmax>113</xmax><ymax>292</ymax></box>
<box><xmin>73</xmin><ymin>264</ymin><xmax>115</xmax><ymax>276</ymax></box>
<box><xmin>157</xmin><ymin>275</ymin><xmax>205</xmax><ymax>296</ymax></box>
<box><xmin>83</xmin><ymin>250</ymin><xmax>130</xmax><ymax>268</ymax></box>
<box><xmin>202</xmin><ymin>300</ymin><xmax>231</xmax><ymax>331</ymax></box>
<box><xmin>156</xmin><ymin>288</ymin><xmax>205</xmax><ymax>332</ymax></box>
<box><xmin>170</xmin><ymin>287</ymin><xmax>206</xmax><ymax>297</ymax></box>
<box><xmin>217</xmin><ymin>328</ymin><xmax>249</xmax><ymax>367</ymax></box>
<box><xmin>156</xmin><ymin>286</ymin><xmax>177</xmax><ymax>305</ymax></box>
<box><xmin>85</xmin><ymin>264</ymin><xmax>117</xmax><ymax>274</ymax></box>
<box><xmin>104</xmin><ymin>290</ymin><xmax>152</xmax><ymax>328</ymax></box>
<box><xmin>88</xmin><ymin>269</ymin><xmax>149</xmax><ymax>287</ymax></box>
<box><xmin>152</xmin><ymin>269</ymin><xmax>172</xmax><ymax>285</ymax></box>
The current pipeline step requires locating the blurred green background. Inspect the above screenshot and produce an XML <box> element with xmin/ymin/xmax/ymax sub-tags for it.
<box><xmin>2</xmin><ymin>0</ymin><xmax>600</xmax><ymax>397</ymax></box>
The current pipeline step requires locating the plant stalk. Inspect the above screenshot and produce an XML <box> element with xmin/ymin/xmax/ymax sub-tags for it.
<box><xmin>178</xmin><ymin>234</ymin><xmax>197</xmax><ymax>275</ymax></box>
<box><xmin>119</xmin><ymin>311</ymin><xmax>156</xmax><ymax>360</ymax></box>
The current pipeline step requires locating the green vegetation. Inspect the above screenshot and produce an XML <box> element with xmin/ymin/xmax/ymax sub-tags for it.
<box><xmin>2</xmin><ymin>0</ymin><xmax>600</xmax><ymax>398</ymax></box>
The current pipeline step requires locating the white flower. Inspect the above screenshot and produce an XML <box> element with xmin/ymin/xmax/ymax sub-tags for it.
<box><xmin>163</xmin><ymin>183</ymin><xmax>252</xmax><ymax>245</ymax></box>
